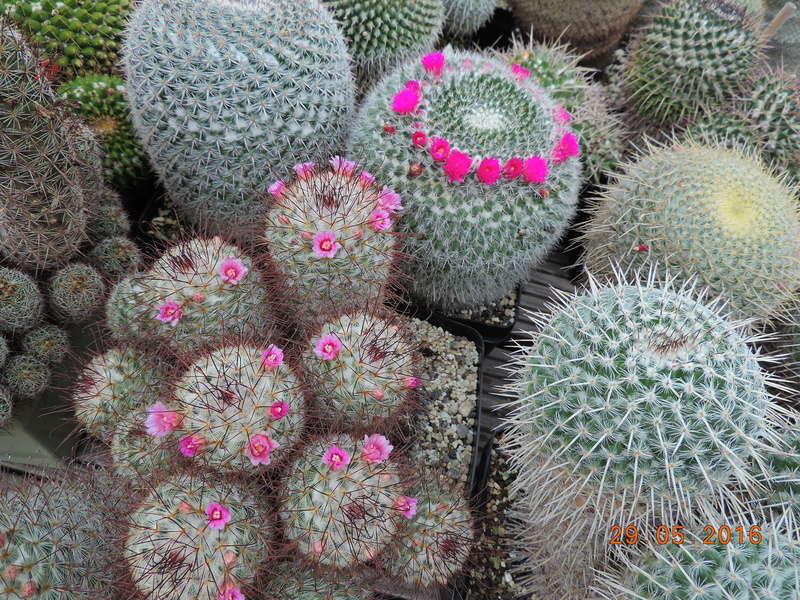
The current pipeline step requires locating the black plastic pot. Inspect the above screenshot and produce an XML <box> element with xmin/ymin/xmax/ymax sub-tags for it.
<box><xmin>444</xmin><ymin>285</ymin><xmax>521</xmax><ymax>354</ymax></box>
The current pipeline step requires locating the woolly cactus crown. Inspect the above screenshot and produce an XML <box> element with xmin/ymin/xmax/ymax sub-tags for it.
<box><xmin>122</xmin><ymin>0</ymin><xmax>355</xmax><ymax>236</ymax></box>
<box><xmin>349</xmin><ymin>47</ymin><xmax>581</xmax><ymax>311</ymax></box>
<box><xmin>581</xmin><ymin>142</ymin><xmax>800</xmax><ymax>323</ymax></box>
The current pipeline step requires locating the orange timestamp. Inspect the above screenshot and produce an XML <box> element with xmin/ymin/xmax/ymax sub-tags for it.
<box><xmin>609</xmin><ymin>524</ymin><xmax>763</xmax><ymax>545</ymax></box>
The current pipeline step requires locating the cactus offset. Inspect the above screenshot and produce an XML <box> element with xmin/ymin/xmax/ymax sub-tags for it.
<box><xmin>48</xmin><ymin>263</ymin><xmax>106</xmax><ymax>326</ymax></box>
<box><xmin>89</xmin><ymin>236</ymin><xmax>142</xmax><ymax>281</ymax></box>
<box><xmin>21</xmin><ymin>324</ymin><xmax>69</xmax><ymax>364</ymax></box>
<box><xmin>2</xmin><ymin>354</ymin><xmax>50</xmax><ymax>399</ymax></box>
<box><xmin>0</xmin><ymin>268</ymin><xmax>42</xmax><ymax>334</ymax></box>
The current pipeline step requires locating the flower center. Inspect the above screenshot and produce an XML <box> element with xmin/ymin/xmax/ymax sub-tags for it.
<box><xmin>324</xmin><ymin>343</ymin><xmax>334</xmax><ymax>354</ymax></box>
<box><xmin>225</xmin><ymin>267</ymin><xmax>237</xmax><ymax>279</ymax></box>
<box><xmin>331</xmin><ymin>453</ymin><xmax>342</xmax><ymax>464</ymax></box>
<box><xmin>212</xmin><ymin>509</ymin><xmax>222</xmax><ymax>520</ymax></box>
<box><xmin>320</xmin><ymin>239</ymin><xmax>333</xmax><ymax>251</ymax></box>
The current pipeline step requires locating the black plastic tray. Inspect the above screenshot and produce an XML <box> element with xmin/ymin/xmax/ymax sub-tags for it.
<box><xmin>444</xmin><ymin>285</ymin><xmax>521</xmax><ymax>353</ymax></box>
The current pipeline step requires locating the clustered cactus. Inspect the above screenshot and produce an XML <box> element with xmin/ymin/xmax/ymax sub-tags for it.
<box><xmin>442</xmin><ymin>0</ymin><xmax>497</xmax><ymax>38</ymax></box>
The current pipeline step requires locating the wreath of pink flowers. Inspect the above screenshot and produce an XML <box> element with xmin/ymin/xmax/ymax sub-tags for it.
<box><xmin>387</xmin><ymin>52</ymin><xmax>581</xmax><ymax>188</ymax></box>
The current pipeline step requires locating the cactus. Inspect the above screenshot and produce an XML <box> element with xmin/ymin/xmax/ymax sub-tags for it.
<box><xmin>0</xmin><ymin>0</ymin><xmax>133</xmax><ymax>78</ymax></box>
<box><xmin>59</xmin><ymin>74</ymin><xmax>150</xmax><ymax>189</ymax></box>
<box><xmin>0</xmin><ymin>335</ymin><xmax>8</xmax><ymax>367</ymax></box>
<box><xmin>0</xmin><ymin>384</ymin><xmax>10</xmax><ymax>427</ymax></box>
<box><xmin>263</xmin><ymin>158</ymin><xmax>403</xmax><ymax>326</ymax></box>
<box><xmin>122</xmin><ymin>0</ymin><xmax>355</xmax><ymax>237</ymax></box>
<box><xmin>303</xmin><ymin>312</ymin><xmax>419</xmax><ymax>430</ymax></box>
<box><xmin>264</xmin><ymin>570</ymin><xmax>374</xmax><ymax>600</ymax></box>
<box><xmin>621</xmin><ymin>0</ymin><xmax>764</xmax><ymax>125</ymax></box>
<box><xmin>349</xmin><ymin>47</ymin><xmax>582</xmax><ymax>311</ymax></box>
<box><xmin>110</xmin><ymin>421</ymin><xmax>174</xmax><ymax>478</ymax></box>
<box><xmin>21</xmin><ymin>324</ymin><xmax>69</xmax><ymax>364</ymax></box>
<box><xmin>442</xmin><ymin>0</ymin><xmax>497</xmax><ymax>38</ymax></box>
<box><xmin>48</xmin><ymin>263</ymin><xmax>106</xmax><ymax>326</ymax></box>
<box><xmin>507</xmin><ymin>0</ymin><xmax>646</xmax><ymax>59</ymax></box>
<box><xmin>503</xmin><ymin>39</ymin><xmax>628</xmax><ymax>182</ymax></box>
<box><xmin>281</xmin><ymin>433</ymin><xmax>407</xmax><ymax>568</ymax></box>
<box><xmin>500</xmin><ymin>274</ymin><xmax>796</xmax><ymax>597</ymax></box>
<box><xmin>0</xmin><ymin>268</ymin><xmax>42</xmax><ymax>334</ymax></box>
<box><xmin>2</xmin><ymin>353</ymin><xmax>51</xmax><ymax>398</ymax></box>
<box><xmin>124</xmin><ymin>473</ymin><xmax>270</xmax><ymax>600</ymax></box>
<box><xmin>86</xmin><ymin>187</ymin><xmax>131</xmax><ymax>243</ymax></box>
<box><xmin>683</xmin><ymin>109</ymin><xmax>766</xmax><ymax>150</ymax></box>
<box><xmin>105</xmin><ymin>237</ymin><xmax>274</xmax><ymax>354</ymax></box>
<box><xmin>581</xmin><ymin>142</ymin><xmax>800</xmax><ymax>323</ymax></box>
<box><xmin>89</xmin><ymin>236</ymin><xmax>142</xmax><ymax>280</ymax></box>
<box><xmin>322</xmin><ymin>0</ymin><xmax>444</xmax><ymax>87</ymax></box>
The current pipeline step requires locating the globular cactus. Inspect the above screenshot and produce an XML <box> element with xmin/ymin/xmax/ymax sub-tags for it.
<box><xmin>48</xmin><ymin>263</ymin><xmax>106</xmax><ymax>326</ymax></box>
<box><xmin>683</xmin><ymin>109</ymin><xmax>766</xmax><ymax>150</ymax></box>
<box><xmin>105</xmin><ymin>237</ymin><xmax>273</xmax><ymax>353</ymax></box>
<box><xmin>502</xmin><ymin>39</ymin><xmax>628</xmax><ymax>182</ymax></box>
<box><xmin>2</xmin><ymin>353</ymin><xmax>51</xmax><ymax>399</ymax></box>
<box><xmin>263</xmin><ymin>158</ymin><xmax>404</xmax><ymax>325</ymax></box>
<box><xmin>0</xmin><ymin>384</ymin><xmax>10</xmax><ymax>427</ymax></box>
<box><xmin>59</xmin><ymin>74</ymin><xmax>149</xmax><ymax>189</ymax></box>
<box><xmin>0</xmin><ymin>335</ymin><xmax>8</xmax><ymax>367</ymax></box>
<box><xmin>0</xmin><ymin>268</ymin><xmax>42</xmax><ymax>334</ymax></box>
<box><xmin>500</xmin><ymin>274</ymin><xmax>796</xmax><ymax>598</ymax></box>
<box><xmin>110</xmin><ymin>420</ymin><xmax>174</xmax><ymax>478</ymax></box>
<box><xmin>280</xmin><ymin>433</ymin><xmax>408</xmax><ymax>568</ymax></box>
<box><xmin>620</xmin><ymin>0</ymin><xmax>764</xmax><ymax>125</ymax></box>
<box><xmin>124</xmin><ymin>473</ymin><xmax>270</xmax><ymax>600</ymax></box>
<box><xmin>21</xmin><ymin>324</ymin><xmax>69</xmax><ymax>365</ymax></box>
<box><xmin>122</xmin><ymin>0</ymin><xmax>355</xmax><ymax>237</ymax></box>
<box><xmin>0</xmin><ymin>0</ymin><xmax>133</xmax><ymax>78</ymax></box>
<box><xmin>322</xmin><ymin>0</ymin><xmax>444</xmax><ymax>87</ymax></box>
<box><xmin>581</xmin><ymin>141</ymin><xmax>800</xmax><ymax>322</ymax></box>
<box><xmin>349</xmin><ymin>47</ymin><xmax>582</xmax><ymax>312</ymax></box>
<box><xmin>507</xmin><ymin>0</ymin><xmax>646</xmax><ymax>59</ymax></box>
<box><xmin>89</xmin><ymin>236</ymin><xmax>142</xmax><ymax>280</ymax></box>
<box><xmin>303</xmin><ymin>311</ymin><xmax>419</xmax><ymax>430</ymax></box>
<box><xmin>442</xmin><ymin>0</ymin><xmax>497</xmax><ymax>38</ymax></box>
<box><xmin>86</xmin><ymin>187</ymin><xmax>132</xmax><ymax>243</ymax></box>
<box><xmin>263</xmin><ymin>570</ymin><xmax>374</xmax><ymax>600</ymax></box>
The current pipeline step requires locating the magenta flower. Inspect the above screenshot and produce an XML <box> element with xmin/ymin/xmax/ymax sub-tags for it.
<box><xmin>552</xmin><ymin>131</ymin><xmax>580</xmax><ymax>163</ymax></box>
<box><xmin>155</xmin><ymin>299</ymin><xmax>183</xmax><ymax>324</ymax></box>
<box><xmin>217</xmin><ymin>585</ymin><xmax>245</xmax><ymax>600</ymax></box>
<box><xmin>442</xmin><ymin>150</ymin><xmax>473</xmax><ymax>182</ymax></box>
<box><xmin>411</xmin><ymin>131</ymin><xmax>428</xmax><ymax>147</ymax></box>
<box><xmin>394</xmin><ymin>496</ymin><xmax>418</xmax><ymax>519</ymax></box>
<box><xmin>368</xmin><ymin>208</ymin><xmax>392</xmax><ymax>231</ymax></box>
<box><xmin>268</xmin><ymin>180</ymin><xmax>286</xmax><ymax>199</ymax></box>
<box><xmin>145</xmin><ymin>401</ymin><xmax>182</xmax><ymax>438</ymax></box>
<box><xmin>523</xmin><ymin>156</ymin><xmax>549</xmax><ymax>183</ymax></box>
<box><xmin>217</xmin><ymin>257</ymin><xmax>248</xmax><ymax>285</ymax></box>
<box><xmin>405</xmin><ymin>80</ymin><xmax>421</xmax><ymax>92</ymax></box>
<box><xmin>511</xmin><ymin>63</ymin><xmax>531</xmax><ymax>81</ymax></box>
<box><xmin>404</xmin><ymin>376</ymin><xmax>421</xmax><ymax>389</ymax></box>
<box><xmin>179</xmin><ymin>434</ymin><xmax>206</xmax><ymax>457</ymax></box>
<box><xmin>359</xmin><ymin>170</ymin><xmax>376</xmax><ymax>186</ymax></box>
<box><xmin>312</xmin><ymin>230</ymin><xmax>341</xmax><ymax>259</ymax></box>
<box><xmin>269</xmin><ymin>401</ymin><xmax>290</xmax><ymax>419</ymax></box>
<box><xmin>205</xmin><ymin>502</ymin><xmax>231</xmax><ymax>530</ymax></box>
<box><xmin>554</xmin><ymin>106</ymin><xmax>572</xmax><ymax>124</ymax></box>
<box><xmin>378</xmin><ymin>186</ymin><xmax>403</xmax><ymax>212</ymax></box>
<box><xmin>330</xmin><ymin>156</ymin><xmax>357</xmax><ymax>175</ymax></box>
<box><xmin>245</xmin><ymin>433</ymin><xmax>280</xmax><ymax>466</ymax></box>
<box><xmin>362</xmin><ymin>434</ymin><xmax>394</xmax><ymax>464</ymax></box>
<box><xmin>322</xmin><ymin>445</ymin><xmax>351</xmax><ymax>470</ymax></box>
<box><xmin>421</xmin><ymin>51</ymin><xmax>445</xmax><ymax>77</ymax></box>
<box><xmin>476</xmin><ymin>157</ymin><xmax>501</xmax><ymax>185</ymax></box>
<box><xmin>503</xmin><ymin>157</ymin><xmax>524</xmax><ymax>180</ymax></box>
<box><xmin>261</xmin><ymin>344</ymin><xmax>284</xmax><ymax>369</ymax></box>
<box><xmin>314</xmin><ymin>333</ymin><xmax>342</xmax><ymax>360</ymax></box>
<box><xmin>293</xmin><ymin>162</ymin><xmax>316</xmax><ymax>178</ymax></box>
<box><xmin>429</xmin><ymin>137</ymin><xmax>451</xmax><ymax>162</ymax></box>
<box><xmin>391</xmin><ymin>87</ymin><xmax>421</xmax><ymax>114</ymax></box>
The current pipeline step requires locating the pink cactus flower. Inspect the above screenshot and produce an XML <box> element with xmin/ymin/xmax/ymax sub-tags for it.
<box><xmin>421</xmin><ymin>51</ymin><xmax>445</xmax><ymax>77</ymax></box>
<box><xmin>462</xmin><ymin>57</ymin><xmax>473</xmax><ymax>69</ymax></box>
<box><xmin>391</xmin><ymin>87</ymin><xmax>421</xmax><ymax>114</ymax></box>
<box><xmin>217</xmin><ymin>257</ymin><xmax>248</xmax><ymax>285</ymax></box>
<box><xmin>394</xmin><ymin>496</ymin><xmax>418</xmax><ymax>519</ymax></box>
<box><xmin>268</xmin><ymin>180</ymin><xmax>286</xmax><ymax>199</ymax></box>
<box><xmin>443</xmin><ymin>150</ymin><xmax>473</xmax><ymax>182</ymax></box>
<box><xmin>523</xmin><ymin>156</ymin><xmax>549</xmax><ymax>183</ymax></box>
<box><xmin>503</xmin><ymin>157</ymin><xmax>524</xmax><ymax>180</ymax></box>
<box><xmin>405</xmin><ymin>80</ymin><xmax>421</xmax><ymax>92</ymax></box>
<box><xmin>511</xmin><ymin>64</ymin><xmax>531</xmax><ymax>81</ymax></box>
<box><xmin>217</xmin><ymin>584</ymin><xmax>244</xmax><ymax>600</ymax></box>
<box><xmin>314</xmin><ymin>333</ymin><xmax>342</xmax><ymax>360</ymax></box>
<box><xmin>155</xmin><ymin>299</ymin><xmax>182</xmax><ymax>324</ymax></box>
<box><xmin>378</xmin><ymin>187</ymin><xmax>403</xmax><ymax>212</ymax></box>
<box><xmin>330</xmin><ymin>156</ymin><xmax>357</xmax><ymax>175</ymax></box>
<box><xmin>206</xmin><ymin>502</ymin><xmax>231</xmax><ymax>530</ymax></box>
<box><xmin>245</xmin><ymin>433</ymin><xmax>280</xmax><ymax>466</ymax></box>
<box><xmin>362</xmin><ymin>434</ymin><xmax>394</xmax><ymax>464</ymax></box>
<box><xmin>313</xmin><ymin>539</ymin><xmax>325</xmax><ymax>553</ymax></box>
<box><xmin>429</xmin><ymin>137</ymin><xmax>451</xmax><ymax>162</ymax></box>
<box><xmin>20</xmin><ymin>582</ymin><xmax>38</xmax><ymax>598</ymax></box>
<box><xmin>368</xmin><ymin>208</ymin><xmax>392</xmax><ymax>231</ymax></box>
<box><xmin>269</xmin><ymin>401</ymin><xmax>290</xmax><ymax>419</ymax></box>
<box><xmin>145</xmin><ymin>401</ymin><xmax>182</xmax><ymax>438</ymax></box>
<box><xmin>411</xmin><ymin>131</ymin><xmax>428</xmax><ymax>147</ymax></box>
<box><xmin>404</xmin><ymin>376</ymin><xmax>421</xmax><ymax>389</ymax></box>
<box><xmin>359</xmin><ymin>170</ymin><xmax>376</xmax><ymax>186</ymax></box>
<box><xmin>554</xmin><ymin>106</ymin><xmax>572</xmax><ymax>124</ymax></box>
<box><xmin>476</xmin><ymin>157</ymin><xmax>501</xmax><ymax>185</ymax></box>
<box><xmin>552</xmin><ymin>131</ymin><xmax>580</xmax><ymax>163</ymax></box>
<box><xmin>293</xmin><ymin>162</ymin><xmax>316</xmax><ymax>178</ymax></box>
<box><xmin>260</xmin><ymin>344</ymin><xmax>284</xmax><ymax>369</ymax></box>
<box><xmin>322</xmin><ymin>445</ymin><xmax>351</xmax><ymax>470</ymax></box>
<box><xmin>179</xmin><ymin>435</ymin><xmax>206</xmax><ymax>457</ymax></box>
<box><xmin>312</xmin><ymin>230</ymin><xmax>341</xmax><ymax>259</ymax></box>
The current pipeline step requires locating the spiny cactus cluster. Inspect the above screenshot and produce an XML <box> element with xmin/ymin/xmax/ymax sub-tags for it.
<box><xmin>122</xmin><ymin>0</ymin><xmax>356</xmax><ymax>237</ymax></box>
<box><xmin>442</xmin><ymin>0</ymin><xmax>497</xmax><ymax>38</ymax></box>
<box><xmin>350</xmin><ymin>47</ymin><xmax>581</xmax><ymax>311</ymax></box>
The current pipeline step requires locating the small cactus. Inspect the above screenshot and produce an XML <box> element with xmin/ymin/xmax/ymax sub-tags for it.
<box><xmin>0</xmin><ymin>268</ymin><xmax>42</xmax><ymax>334</ymax></box>
<box><xmin>20</xmin><ymin>324</ymin><xmax>69</xmax><ymax>364</ymax></box>
<box><xmin>0</xmin><ymin>384</ymin><xmax>11</xmax><ymax>427</ymax></box>
<box><xmin>85</xmin><ymin>187</ymin><xmax>132</xmax><ymax>243</ymax></box>
<box><xmin>88</xmin><ymin>236</ymin><xmax>142</xmax><ymax>280</ymax></box>
<box><xmin>48</xmin><ymin>263</ymin><xmax>106</xmax><ymax>326</ymax></box>
<box><xmin>2</xmin><ymin>354</ymin><xmax>51</xmax><ymax>399</ymax></box>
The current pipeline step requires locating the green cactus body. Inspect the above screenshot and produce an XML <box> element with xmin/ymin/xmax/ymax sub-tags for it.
<box><xmin>2</xmin><ymin>353</ymin><xmax>50</xmax><ymax>398</ymax></box>
<box><xmin>684</xmin><ymin>109</ymin><xmax>766</xmax><ymax>150</ymax></box>
<box><xmin>0</xmin><ymin>268</ymin><xmax>42</xmax><ymax>334</ymax></box>
<box><xmin>110</xmin><ymin>421</ymin><xmax>173</xmax><ymax>478</ymax></box>
<box><xmin>264</xmin><ymin>159</ymin><xmax>401</xmax><ymax>324</ymax></box>
<box><xmin>21</xmin><ymin>324</ymin><xmax>69</xmax><ymax>364</ymax></box>
<box><xmin>349</xmin><ymin>48</ymin><xmax>581</xmax><ymax>311</ymax></box>
<box><xmin>122</xmin><ymin>0</ymin><xmax>355</xmax><ymax>236</ymax></box>
<box><xmin>507</xmin><ymin>0</ymin><xmax>645</xmax><ymax>58</ymax></box>
<box><xmin>48</xmin><ymin>263</ymin><xmax>106</xmax><ymax>326</ymax></box>
<box><xmin>0</xmin><ymin>384</ymin><xmax>10</xmax><ymax>427</ymax></box>
<box><xmin>0</xmin><ymin>335</ymin><xmax>8</xmax><ymax>367</ymax></box>
<box><xmin>281</xmin><ymin>433</ymin><xmax>406</xmax><ymax>568</ymax></box>
<box><xmin>442</xmin><ymin>0</ymin><xmax>497</xmax><ymax>38</ymax></box>
<box><xmin>582</xmin><ymin>143</ymin><xmax>800</xmax><ymax>322</ymax></box>
<box><xmin>59</xmin><ymin>74</ymin><xmax>149</xmax><ymax>189</ymax></box>
<box><xmin>85</xmin><ymin>187</ymin><xmax>131</xmax><ymax>243</ymax></box>
<box><xmin>623</xmin><ymin>0</ymin><xmax>763</xmax><ymax>124</ymax></box>
<box><xmin>89</xmin><ymin>236</ymin><xmax>142</xmax><ymax>280</ymax></box>
<box><xmin>264</xmin><ymin>571</ymin><xmax>374</xmax><ymax>600</ymax></box>
<box><xmin>124</xmin><ymin>475</ymin><xmax>269</xmax><ymax>600</ymax></box>
<box><xmin>303</xmin><ymin>312</ymin><xmax>419</xmax><ymax>429</ymax></box>
<box><xmin>105</xmin><ymin>238</ymin><xmax>273</xmax><ymax>353</ymax></box>
<box><xmin>323</xmin><ymin>0</ymin><xmax>444</xmax><ymax>86</ymax></box>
